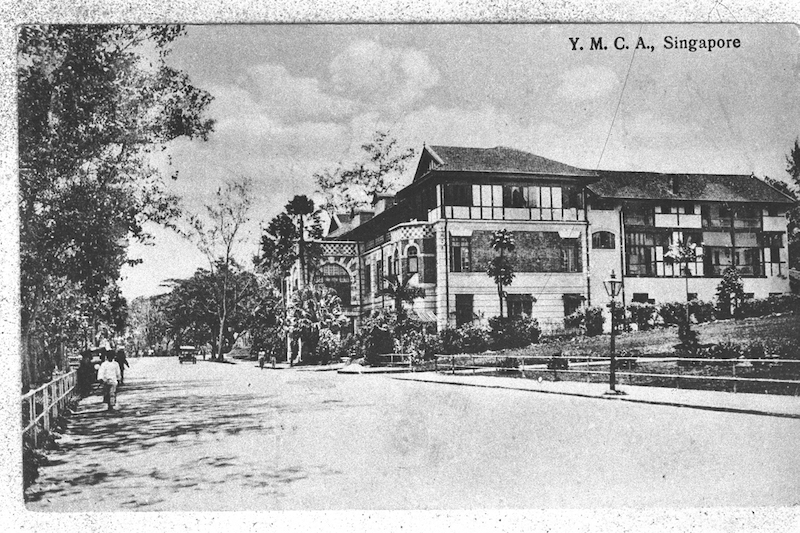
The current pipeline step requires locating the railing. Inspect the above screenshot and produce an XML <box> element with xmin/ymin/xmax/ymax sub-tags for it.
<box><xmin>429</xmin><ymin>354</ymin><xmax>800</xmax><ymax>395</ymax></box>
<box><xmin>22</xmin><ymin>370</ymin><xmax>78</xmax><ymax>448</ymax></box>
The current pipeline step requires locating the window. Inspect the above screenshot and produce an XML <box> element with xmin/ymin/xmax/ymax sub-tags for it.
<box><xmin>407</xmin><ymin>246</ymin><xmax>419</xmax><ymax>274</ymax></box>
<box><xmin>443</xmin><ymin>183</ymin><xmax>472</xmax><ymax>206</ymax></box>
<box><xmin>450</xmin><ymin>236</ymin><xmax>471</xmax><ymax>272</ymax></box>
<box><xmin>364</xmin><ymin>264</ymin><xmax>372</xmax><ymax>296</ymax></box>
<box><xmin>561</xmin><ymin>239</ymin><xmax>580</xmax><ymax>272</ymax></box>
<box><xmin>423</xmin><ymin>256</ymin><xmax>437</xmax><ymax>283</ymax></box>
<box><xmin>632</xmin><ymin>293</ymin><xmax>649</xmax><ymax>303</ymax></box>
<box><xmin>507</xmin><ymin>294</ymin><xmax>534</xmax><ymax>317</ymax></box>
<box><xmin>684</xmin><ymin>203</ymin><xmax>695</xmax><ymax>215</ymax></box>
<box><xmin>563</xmin><ymin>294</ymin><xmax>583</xmax><ymax>317</ymax></box>
<box><xmin>626</xmin><ymin>232</ymin><xmax>666</xmax><ymax>276</ymax></box>
<box><xmin>764</xmin><ymin>233</ymin><xmax>783</xmax><ymax>264</ymax></box>
<box><xmin>376</xmin><ymin>260</ymin><xmax>384</xmax><ymax>289</ymax></box>
<box><xmin>660</xmin><ymin>203</ymin><xmax>672</xmax><ymax>214</ymax></box>
<box><xmin>624</xmin><ymin>204</ymin><xmax>654</xmax><ymax>226</ymax></box>
<box><xmin>455</xmin><ymin>294</ymin><xmax>474</xmax><ymax>326</ymax></box>
<box><xmin>592</xmin><ymin>231</ymin><xmax>616</xmax><ymax>249</ymax></box>
<box><xmin>503</xmin><ymin>185</ymin><xmax>527</xmax><ymax>208</ymax></box>
<box><xmin>318</xmin><ymin>263</ymin><xmax>351</xmax><ymax>306</ymax></box>
<box><xmin>563</xmin><ymin>186</ymin><xmax>584</xmax><ymax>210</ymax></box>
<box><xmin>392</xmin><ymin>250</ymin><xmax>399</xmax><ymax>277</ymax></box>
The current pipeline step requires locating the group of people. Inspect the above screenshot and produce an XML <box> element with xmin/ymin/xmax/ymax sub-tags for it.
<box><xmin>76</xmin><ymin>348</ymin><xmax>129</xmax><ymax>411</ymax></box>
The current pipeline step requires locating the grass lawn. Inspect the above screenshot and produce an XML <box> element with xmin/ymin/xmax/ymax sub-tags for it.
<box><xmin>504</xmin><ymin>313</ymin><xmax>800</xmax><ymax>358</ymax></box>
<box><xmin>432</xmin><ymin>314</ymin><xmax>800</xmax><ymax>395</ymax></box>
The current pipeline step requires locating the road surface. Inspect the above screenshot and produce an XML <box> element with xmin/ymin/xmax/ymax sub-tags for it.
<box><xmin>25</xmin><ymin>357</ymin><xmax>800</xmax><ymax>511</ymax></box>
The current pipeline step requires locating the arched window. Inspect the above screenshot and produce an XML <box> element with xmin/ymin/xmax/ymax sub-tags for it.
<box><xmin>392</xmin><ymin>250</ymin><xmax>400</xmax><ymax>277</ymax></box>
<box><xmin>318</xmin><ymin>263</ymin><xmax>351</xmax><ymax>306</ymax></box>
<box><xmin>407</xmin><ymin>246</ymin><xmax>419</xmax><ymax>274</ymax></box>
<box><xmin>592</xmin><ymin>231</ymin><xmax>616</xmax><ymax>249</ymax></box>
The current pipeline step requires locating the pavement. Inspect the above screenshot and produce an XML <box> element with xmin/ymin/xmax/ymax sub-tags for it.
<box><xmin>389</xmin><ymin>370</ymin><xmax>800</xmax><ymax>419</ymax></box>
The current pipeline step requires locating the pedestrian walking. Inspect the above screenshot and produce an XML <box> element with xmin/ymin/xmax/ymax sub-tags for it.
<box><xmin>97</xmin><ymin>351</ymin><xmax>121</xmax><ymax>411</ymax></box>
<box><xmin>115</xmin><ymin>349</ymin><xmax>130</xmax><ymax>385</ymax></box>
<box><xmin>76</xmin><ymin>350</ymin><xmax>95</xmax><ymax>398</ymax></box>
<box><xmin>258</xmin><ymin>350</ymin><xmax>266</xmax><ymax>370</ymax></box>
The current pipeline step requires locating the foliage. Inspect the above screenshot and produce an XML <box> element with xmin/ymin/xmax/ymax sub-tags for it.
<box><xmin>458</xmin><ymin>323</ymin><xmax>492</xmax><ymax>353</ymax></box>
<box><xmin>187</xmin><ymin>177</ymin><xmax>259</xmax><ymax>359</ymax></box>
<box><xmin>627</xmin><ymin>302</ymin><xmax>658</xmax><ymax>331</ymax></box>
<box><xmin>314</xmin><ymin>130</ymin><xmax>416</xmax><ymax>214</ymax></box>
<box><xmin>259</xmin><ymin>195</ymin><xmax>324</xmax><ymax>287</ymax></box>
<box><xmin>715</xmin><ymin>267</ymin><xmax>745</xmax><ymax>318</ymax></box>
<box><xmin>379</xmin><ymin>273</ymin><xmax>425</xmax><ymax>323</ymax></box>
<box><xmin>737</xmin><ymin>294</ymin><xmax>800</xmax><ymax>318</ymax></box>
<box><xmin>585</xmin><ymin>307</ymin><xmax>605</xmax><ymax>336</ymax></box>
<box><xmin>19</xmin><ymin>24</ymin><xmax>213</xmax><ymax>388</ymax></box>
<box><xmin>352</xmin><ymin>310</ymin><xmax>397</xmax><ymax>365</ymax></box>
<box><xmin>164</xmin><ymin>263</ymin><xmax>276</xmax><ymax>356</ymax></box>
<box><xmin>488</xmin><ymin>316</ymin><xmax>540</xmax><ymax>350</ymax></box>
<box><xmin>658</xmin><ymin>302</ymin><xmax>687</xmax><ymax>326</ymax></box>
<box><xmin>435</xmin><ymin>327</ymin><xmax>464</xmax><ymax>355</ymax></box>
<box><xmin>689</xmin><ymin>300</ymin><xmax>716</xmax><ymax>323</ymax></box>
<box><xmin>764</xmin><ymin>139</ymin><xmax>800</xmax><ymax>268</ymax></box>
<box><xmin>698</xmin><ymin>340</ymin><xmax>765</xmax><ymax>359</ymax></box>
<box><xmin>127</xmin><ymin>293</ymin><xmax>171</xmax><ymax>352</ymax></box>
<box><xmin>486</xmin><ymin>229</ymin><xmax>516</xmax><ymax>318</ymax></box>
<box><xmin>287</xmin><ymin>287</ymin><xmax>349</xmax><ymax>364</ymax></box>
<box><xmin>395</xmin><ymin>329</ymin><xmax>438</xmax><ymax>364</ymax></box>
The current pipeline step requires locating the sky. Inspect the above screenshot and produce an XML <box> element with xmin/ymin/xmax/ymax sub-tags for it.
<box><xmin>118</xmin><ymin>23</ymin><xmax>800</xmax><ymax>300</ymax></box>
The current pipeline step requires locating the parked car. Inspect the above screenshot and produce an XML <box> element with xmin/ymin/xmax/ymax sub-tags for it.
<box><xmin>178</xmin><ymin>345</ymin><xmax>198</xmax><ymax>364</ymax></box>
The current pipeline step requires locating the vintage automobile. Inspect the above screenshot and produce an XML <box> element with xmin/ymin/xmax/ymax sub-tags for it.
<box><xmin>178</xmin><ymin>345</ymin><xmax>198</xmax><ymax>364</ymax></box>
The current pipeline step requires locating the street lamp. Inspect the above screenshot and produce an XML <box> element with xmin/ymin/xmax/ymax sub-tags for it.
<box><xmin>603</xmin><ymin>270</ymin><xmax>625</xmax><ymax>395</ymax></box>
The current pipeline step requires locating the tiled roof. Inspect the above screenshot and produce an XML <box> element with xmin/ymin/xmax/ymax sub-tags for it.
<box><xmin>426</xmin><ymin>145</ymin><xmax>598</xmax><ymax>178</ymax></box>
<box><xmin>588</xmin><ymin>171</ymin><xmax>795</xmax><ymax>204</ymax></box>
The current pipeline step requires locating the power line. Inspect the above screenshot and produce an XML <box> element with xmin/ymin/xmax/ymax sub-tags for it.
<box><xmin>596</xmin><ymin>25</ymin><xmax>643</xmax><ymax>170</ymax></box>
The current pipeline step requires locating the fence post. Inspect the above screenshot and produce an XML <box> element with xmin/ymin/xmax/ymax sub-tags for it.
<box><xmin>520</xmin><ymin>357</ymin><xmax>524</xmax><ymax>377</ymax></box>
<box><xmin>451</xmin><ymin>355</ymin><xmax>455</xmax><ymax>375</ymax></box>
<box><xmin>732</xmin><ymin>362</ymin><xmax>737</xmax><ymax>394</ymax></box>
<box><xmin>472</xmin><ymin>356</ymin><xmax>475</xmax><ymax>375</ymax></box>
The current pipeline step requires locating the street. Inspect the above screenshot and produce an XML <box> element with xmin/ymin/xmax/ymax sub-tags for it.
<box><xmin>25</xmin><ymin>357</ymin><xmax>800</xmax><ymax>511</ymax></box>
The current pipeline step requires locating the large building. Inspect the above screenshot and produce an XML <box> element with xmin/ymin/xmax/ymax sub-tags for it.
<box><xmin>293</xmin><ymin>145</ymin><xmax>794</xmax><ymax>333</ymax></box>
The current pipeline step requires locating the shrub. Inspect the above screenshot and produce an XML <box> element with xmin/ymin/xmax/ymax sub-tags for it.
<box><xmin>488</xmin><ymin>316</ymin><xmax>540</xmax><ymax>350</ymax></box>
<box><xmin>738</xmin><ymin>294</ymin><xmax>800</xmax><ymax>318</ymax></box>
<box><xmin>458</xmin><ymin>323</ymin><xmax>492</xmax><ymax>353</ymax></box>
<box><xmin>23</xmin><ymin>439</ymin><xmax>46</xmax><ymax>490</ymax></box>
<box><xmin>564</xmin><ymin>310</ymin><xmax>584</xmax><ymax>331</ymax></box>
<box><xmin>658</xmin><ymin>301</ymin><xmax>687</xmax><ymax>326</ymax></box>
<box><xmin>436</xmin><ymin>327</ymin><xmax>464</xmax><ymax>355</ymax></box>
<box><xmin>396</xmin><ymin>329</ymin><xmax>437</xmax><ymax>364</ymax></box>
<box><xmin>689</xmin><ymin>300</ymin><xmax>716</xmax><ymax>323</ymax></box>
<box><xmin>585</xmin><ymin>307</ymin><xmax>605</xmax><ymax>336</ymax></box>
<box><xmin>315</xmin><ymin>329</ymin><xmax>342</xmax><ymax>365</ymax></box>
<box><xmin>627</xmin><ymin>302</ymin><xmax>658</xmax><ymax>331</ymax></box>
<box><xmin>699</xmin><ymin>341</ymin><xmax>766</xmax><ymax>359</ymax></box>
<box><xmin>716</xmin><ymin>267</ymin><xmax>745</xmax><ymax>318</ymax></box>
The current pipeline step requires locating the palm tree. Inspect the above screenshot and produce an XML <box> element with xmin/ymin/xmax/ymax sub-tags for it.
<box><xmin>486</xmin><ymin>229</ymin><xmax>516</xmax><ymax>318</ymax></box>
<box><xmin>379</xmin><ymin>273</ymin><xmax>425</xmax><ymax>324</ymax></box>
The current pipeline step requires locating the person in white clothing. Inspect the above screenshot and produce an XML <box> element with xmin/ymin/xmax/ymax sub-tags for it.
<box><xmin>97</xmin><ymin>351</ymin><xmax>121</xmax><ymax>411</ymax></box>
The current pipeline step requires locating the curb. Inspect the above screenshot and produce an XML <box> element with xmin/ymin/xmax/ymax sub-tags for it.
<box><xmin>391</xmin><ymin>375</ymin><xmax>800</xmax><ymax>420</ymax></box>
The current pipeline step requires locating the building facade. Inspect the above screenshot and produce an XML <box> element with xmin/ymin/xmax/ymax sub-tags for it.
<box><xmin>295</xmin><ymin>145</ymin><xmax>793</xmax><ymax>333</ymax></box>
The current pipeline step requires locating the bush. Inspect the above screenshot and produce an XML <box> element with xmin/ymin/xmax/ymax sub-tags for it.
<box><xmin>23</xmin><ymin>440</ymin><xmax>46</xmax><ymax>490</ymax></box>
<box><xmin>585</xmin><ymin>307</ymin><xmax>605</xmax><ymax>336</ymax></box>
<box><xmin>737</xmin><ymin>294</ymin><xmax>800</xmax><ymax>318</ymax></box>
<box><xmin>698</xmin><ymin>340</ymin><xmax>766</xmax><ymax>359</ymax></box>
<box><xmin>435</xmin><ymin>327</ymin><xmax>464</xmax><ymax>355</ymax></box>
<box><xmin>488</xmin><ymin>316</ymin><xmax>540</xmax><ymax>350</ymax></box>
<box><xmin>315</xmin><ymin>329</ymin><xmax>342</xmax><ymax>365</ymax></box>
<box><xmin>459</xmin><ymin>323</ymin><xmax>491</xmax><ymax>353</ymax></box>
<box><xmin>627</xmin><ymin>302</ymin><xmax>658</xmax><ymax>331</ymax></box>
<box><xmin>396</xmin><ymin>329</ymin><xmax>437</xmax><ymax>363</ymax></box>
<box><xmin>658</xmin><ymin>302</ymin><xmax>687</xmax><ymax>326</ymax></box>
<box><xmin>689</xmin><ymin>300</ymin><xmax>716</xmax><ymax>323</ymax></box>
<box><xmin>564</xmin><ymin>310</ymin><xmax>584</xmax><ymax>331</ymax></box>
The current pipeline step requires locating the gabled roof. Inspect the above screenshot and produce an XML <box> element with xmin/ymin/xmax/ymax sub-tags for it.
<box><xmin>419</xmin><ymin>145</ymin><xmax>598</xmax><ymax>179</ymax></box>
<box><xmin>333</xmin><ymin>201</ymin><xmax>416</xmax><ymax>242</ymax></box>
<box><xmin>588</xmin><ymin>171</ymin><xmax>795</xmax><ymax>205</ymax></box>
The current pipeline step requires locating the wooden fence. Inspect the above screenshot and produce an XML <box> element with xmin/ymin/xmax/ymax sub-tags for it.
<box><xmin>22</xmin><ymin>370</ymin><xmax>77</xmax><ymax>448</ymax></box>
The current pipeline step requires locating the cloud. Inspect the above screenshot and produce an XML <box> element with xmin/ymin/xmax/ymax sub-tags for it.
<box><xmin>557</xmin><ymin>65</ymin><xmax>620</xmax><ymax>101</ymax></box>
<box><xmin>328</xmin><ymin>40</ymin><xmax>440</xmax><ymax>109</ymax></box>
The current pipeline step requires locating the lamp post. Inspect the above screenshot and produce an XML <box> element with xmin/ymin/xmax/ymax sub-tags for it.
<box><xmin>603</xmin><ymin>270</ymin><xmax>624</xmax><ymax>395</ymax></box>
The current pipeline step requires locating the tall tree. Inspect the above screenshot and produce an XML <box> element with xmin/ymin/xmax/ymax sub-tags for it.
<box><xmin>380</xmin><ymin>273</ymin><xmax>425</xmax><ymax>324</ymax></box>
<box><xmin>314</xmin><ymin>130</ymin><xmax>416</xmax><ymax>214</ymax></box>
<box><xmin>188</xmin><ymin>177</ymin><xmax>256</xmax><ymax>360</ymax></box>
<box><xmin>764</xmin><ymin>139</ymin><xmax>800</xmax><ymax>269</ymax></box>
<box><xmin>18</xmin><ymin>25</ymin><xmax>214</xmax><ymax>388</ymax></box>
<box><xmin>285</xmin><ymin>195</ymin><xmax>322</xmax><ymax>287</ymax></box>
<box><xmin>486</xmin><ymin>229</ymin><xmax>516</xmax><ymax>319</ymax></box>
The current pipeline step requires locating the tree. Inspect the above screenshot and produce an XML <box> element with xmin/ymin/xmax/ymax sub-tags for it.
<box><xmin>164</xmin><ymin>265</ymin><xmax>276</xmax><ymax>356</ymax></box>
<box><xmin>764</xmin><ymin>139</ymin><xmax>800</xmax><ymax>269</ymax></box>
<box><xmin>486</xmin><ymin>229</ymin><xmax>516</xmax><ymax>318</ymax></box>
<box><xmin>379</xmin><ymin>273</ymin><xmax>425</xmax><ymax>324</ymax></box>
<box><xmin>187</xmin><ymin>177</ymin><xmax>259</xmax><ymax>360</ymax></box>
<box><xmin>285</xmin><ymin>195</ymin><xmax>323</xmax><ymax>287</ymax></box>
<box><xmin>314</xmin><ymin>130</ymin><xmax>416</xmax><ymax>214</ymax></box>
<box><xmin>664</xmin><ymin>239</ymin><xmax>701</xmax><ymax>353</ymax></box>
<box><xmin>716</xmin><ymin>266</ymin><xmax>745</xmax><ymax>318</ymax></box>
<box><xmin>286</xmin><ymin>287</ymin><xmax>348</xmax><ymax>364</ymax></box>
<box><xmin>128</xmin><ymin>294</ymin><xmax>172</xmax><ymax>354</ymax></box>
<box><xmin>18</xmin><ymin>25</ymin><xmax>213</xmax><ymax>388</ymax></box>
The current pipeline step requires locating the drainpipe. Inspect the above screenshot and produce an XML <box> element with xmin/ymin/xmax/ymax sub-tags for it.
<box><xmin>618</xmin><ymin>203</ymin><xmax>628</xmax><ymax>327</ymax></box>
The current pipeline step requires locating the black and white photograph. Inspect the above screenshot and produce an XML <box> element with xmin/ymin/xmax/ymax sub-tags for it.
<box><xmin>8</xmin><ymin>8</ymin><xmax>800</xmax><ymax>532</ymax></box>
